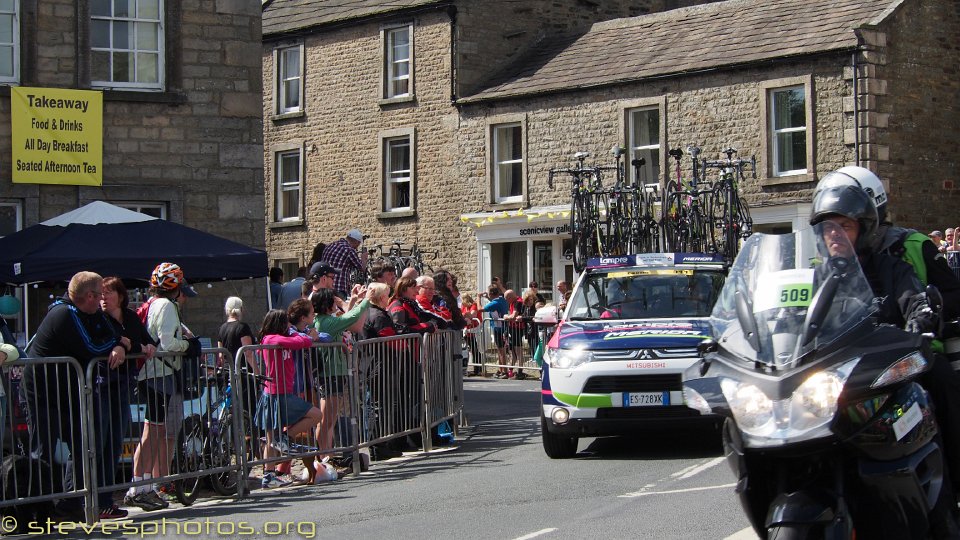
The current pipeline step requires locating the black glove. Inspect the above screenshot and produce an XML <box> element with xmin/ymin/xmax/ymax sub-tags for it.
<box><xmin>905</xmin><ymin>293</ymin><xmax>938</xmax><ymax>334</ymax></box>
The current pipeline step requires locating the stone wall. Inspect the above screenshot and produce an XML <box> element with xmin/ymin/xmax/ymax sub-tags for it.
<box><xmin>457</xmin><ymin>54</ymin><xmax>854</xmax><ymax>213</ymax></box>
<box><xmin>263</xmin><ymin>11</ymin><xmax>468</xmax><ymax>280</ymax></box>
<box><xmin>2</xmin><ymin>0</ymin><xmax>266</xmax><ymax>338</ymax></box>
<box><xmin>874</xmin><ymin>0</ymin><xmax>960</xmax><ymax>231</ymax></box>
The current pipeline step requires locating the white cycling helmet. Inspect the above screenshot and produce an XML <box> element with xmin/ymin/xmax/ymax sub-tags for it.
<box><xmin>815</xmin><ymin>166</ymin><xmax>888</xmax><ymax>222</ymax></box>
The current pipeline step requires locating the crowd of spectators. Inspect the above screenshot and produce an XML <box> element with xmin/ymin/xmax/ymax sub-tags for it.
<box><xmin>9</xmin><ymin>226</ymin><xmax>565</xmax><ymax>522</ymax></box>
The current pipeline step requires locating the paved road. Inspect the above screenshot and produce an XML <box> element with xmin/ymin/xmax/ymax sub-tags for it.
<box><xmin>65</xmin><ymin>377</ymin><xmax>757</xmax><ymax>539</ymax></box>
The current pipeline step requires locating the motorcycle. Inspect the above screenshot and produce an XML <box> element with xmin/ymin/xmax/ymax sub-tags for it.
<box><xmin>682</xmin><ymin>223</ymin><xmax>959</xmax><ymax>539</ymax></box>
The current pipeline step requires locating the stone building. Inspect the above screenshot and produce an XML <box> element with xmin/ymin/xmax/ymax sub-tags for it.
<box><xmin>262</xmin><ymin>0</ymin><xmax>959</xmax><ymax>299</ymax></box>
<box><xmin>0</xmin><ymin>0</ymin><xmax>265</xmax><ymax>338</ymax></box>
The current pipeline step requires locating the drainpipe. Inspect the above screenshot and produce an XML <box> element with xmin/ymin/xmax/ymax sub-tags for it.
<box><xmin>448</xmin><ymin>5</ymin><xmax>458</xmax><ymax>104</ymax></box>
<box><xmin>851</xmin><ymin>51</ymin><xmax>860</xmax><ymax>167</ymax></box>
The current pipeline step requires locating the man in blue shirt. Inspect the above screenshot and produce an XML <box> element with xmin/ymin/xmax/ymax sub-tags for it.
<box><xmin>481</xmin><ymin>285</ymin><xmax>509</xmax><ymax>378</ymax></box>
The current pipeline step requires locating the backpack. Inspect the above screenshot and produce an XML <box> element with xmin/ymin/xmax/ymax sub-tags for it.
<box><xmin>136</xmin><ymin>296</ymin><xmax>156</xmax><ymax>325</ymax></box>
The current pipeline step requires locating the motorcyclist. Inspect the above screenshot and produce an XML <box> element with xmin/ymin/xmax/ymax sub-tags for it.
<box><xmin>811</xmin><ymin>182</ymin><xmax>960</xmax><ymax>495</ymax></box>
<box><xmin>814</xmin><ymin>166</ymin><xmax>960</xmax><ymax>321</ymax></box>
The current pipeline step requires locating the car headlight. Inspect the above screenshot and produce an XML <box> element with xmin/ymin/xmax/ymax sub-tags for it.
<box><xmin>544</xmin><ymin>347</ymin><xmax>593</xmax><ymax>369</ymax></box>
<box><xmin>721</xmin><ymin>358</ymin><xmax>859</xmax><ymax>446</ymax></box>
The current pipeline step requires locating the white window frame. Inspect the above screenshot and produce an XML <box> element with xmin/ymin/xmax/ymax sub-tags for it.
<box><xmin>275</xmin><ymin>44</ymin><xmax>303</xmax><ymax>114</ymax></box>
<box><xmin>274</xmin><ymin>147</ymin><xmax>303</xmax><ymax>223</ymax></box>
<box><xmin>627</xmin><ymin>106</ymin><xmax>661</xmax><ymax>186</ymax></box>
<box><xmin>769</xmin><ymin>85</ymin><xmax>808</xmax><ymax>177</ymax></box>
<box><xmin>383</xmin><ymin>24</ymin><xmax>412</xmax><ymax>100</ymax></box>
<box><xmin>0</xmin><ymin>200</ymin><xmax>22</xmax><ymax>238</ymax></box>
<box><xmin>90</xmin><ymin>0</ymin><xmax>165</xmax><ymax>91</ymax></box>
<box><xmin>384</xmin><ymin>136</ymin><xmax>412</xmax><ymax>212</ymax></box>
<box><xmin>0</xmin><ymin>1</ymin><xmax>19</xmax><ymax>84</ymax></box>
<box><xmin>115</xmin><ymin>202</ymin><xmax>167</xmax><ymax>219</ymax></box>
<box><xmin>492</xmin><ymin>122</ymin><xmax>524</xmax><ymax>204</ymax></box>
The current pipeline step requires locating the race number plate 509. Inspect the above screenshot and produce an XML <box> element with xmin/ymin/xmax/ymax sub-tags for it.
<box><xmin>622</xmin><ymin>391</ymin><xmax>669</xmax><ymax>407</ymax></box>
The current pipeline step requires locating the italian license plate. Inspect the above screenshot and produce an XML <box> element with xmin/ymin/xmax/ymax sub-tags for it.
<box><xmin>623</xmin><ymin>391</ymin><xmax>669</xmax><ymax>407</ymax></box>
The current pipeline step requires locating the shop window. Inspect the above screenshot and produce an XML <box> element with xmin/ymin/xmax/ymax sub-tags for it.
<box><xmin>91</xmin><ymin>0</ymin><xmax>164</xmax><ymax>90</ymax></box>
<box><xmin>489</xmin><ymin>241</ymin><xmax>527</xmax><ymax>293</ymax></box>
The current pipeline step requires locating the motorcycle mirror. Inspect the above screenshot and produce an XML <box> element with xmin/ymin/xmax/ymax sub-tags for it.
<box><xmin>697</xmin><ymin>338</ymin><xmax>717</xmax><ymax>357</ymax></box>
<box><xmin>801</xmin><ymin>270</ymin><xmax>841</xmax><ymax>347</ymax></box>
<box><xmin>926</xmin><ymin>284</ymin><xmax>943</xmax><ymax>313</ymax></box>
<box><xmin>734</xmin><ymin>290</ymin><xmax>761</xmax><ymax>353</ymax></box>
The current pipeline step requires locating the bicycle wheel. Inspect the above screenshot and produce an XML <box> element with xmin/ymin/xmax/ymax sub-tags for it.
<box><xmin>709</xmin><ymin>184</ymin><xmax>732</xmax><ymax>258</ymax></box>
<box><xmin>606</xmin><ymin>191</ymin><xmax>629</xmax><ymax>256</ymax></box>
<box><xmin>173</xmin><ymin>414</ymin><xmax>205</xmax><ymax>506</ymax></box>
<box><xmin>688</xmin><ymin>206</ymin><xmax>707</xmax><ymax>253</ymax></box>
<box><xmin>570</xmin><ymin>195</ymin><xmax>589</xmax><ymax>272</ymax></box>
<box><xmin>210</xmin><ymin>412</ymin><xmax>252</xmax><ymax>496</ymax></box>
<box><xmin>660</xmin><ymin>181</ymin><xmax>678</xmax><ymax>252</ymax></box>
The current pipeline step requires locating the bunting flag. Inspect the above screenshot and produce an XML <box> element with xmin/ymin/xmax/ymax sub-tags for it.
<box><xmin>460</xmin><ymin>209</ymin><xmax>572</xmax><ymax>228</ymax></box>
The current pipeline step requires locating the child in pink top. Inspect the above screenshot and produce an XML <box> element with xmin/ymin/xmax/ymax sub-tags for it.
<box><xmin>253</xmin><ymin>309</ymin><xmax>323</xmax><ymax>487</ymax></box>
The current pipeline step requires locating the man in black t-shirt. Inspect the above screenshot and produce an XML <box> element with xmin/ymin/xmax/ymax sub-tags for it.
<box><xmin>23</xmin><ymin>271</ymin><xmax>124</xmax><ymax>519</ymax></box>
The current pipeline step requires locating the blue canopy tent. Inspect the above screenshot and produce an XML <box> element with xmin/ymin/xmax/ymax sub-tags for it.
<box><xmin>0</xmin><ymin>201</ymin><xmax>268</xmax><ymax>284</ymax></box>
<box><xmin>0</xmin><ymin>201</ymin><xmax>269</xmax><ymax>338</ymax></box>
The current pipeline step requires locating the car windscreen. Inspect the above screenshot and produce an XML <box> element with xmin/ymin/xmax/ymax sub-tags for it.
<box><xmin>566</xmin><ymin>268</ymin><xmax>724</xmax><ymax>321</ymax></box>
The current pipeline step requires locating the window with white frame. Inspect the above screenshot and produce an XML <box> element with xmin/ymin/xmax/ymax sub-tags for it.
<box><xmin>493</xmin><ymin>123</ymin><xmax>523</xmax><ymax>203</ymax></box>
<box><xmin>276</xmin><ymin>44</ymin><xmax>302</xmax><ymax>114</ymax></box>
<box><xmin>0</xmin><ymin>201</ymin><xmax>21</xmax><ymax>238</ymax></box>
<box><xmin>769</xmin><ymin>86</ymin><xmax>807</xmax><ymax>176</ymax></box>
<box><xmin>116</xmin><ymin>202</ymin><xmax>166</xmax><ymax>219</ymax></box>
<box><xmin>275</xmin><ymin>149</ymin><xmax>302</xmax><ymax>222</ymax></box>
<box><xmin>384</xmin><ymin>25</ymin><xmax>411</xmax><ymax>99</ymax></box>
<box><xmin>384</xmin><ymin>136</ymin><xmax>412</xmax><ymax>212</ymax></box>
<box><xmin>91</xmin><ymin>0</ymin><xmax>164</xmax><ymax>90</ymax></box>
<box><xmin>628</xmin><ymin>107</ymin><xmax>660</xmax><ymax>185</ymax></box>
<box><xmin>0</xmin><ymin>1</ymin><xmax>19</xmax><ymax>84</ymax></box>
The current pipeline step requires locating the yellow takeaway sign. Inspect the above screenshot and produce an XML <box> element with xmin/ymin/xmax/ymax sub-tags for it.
<box><xmin>11</xmin><ymin>87</ymin><xmax>103</xmax><ymax>185</ymax></box>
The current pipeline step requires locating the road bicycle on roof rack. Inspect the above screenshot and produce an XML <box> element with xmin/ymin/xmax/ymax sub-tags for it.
<box><xmin>704</xmin><ymin>147</ymin><xmax>755</xmax><ymax>262</ymax></box>
<box><xmin>661</xmin><ymin>146</ymin><xmax>712</xmax><ymax>253</ymax></box>
<box><xmin>549</xmin><ymin>151</ymin><xmax>615</xmax><ymax>271</ymax></box>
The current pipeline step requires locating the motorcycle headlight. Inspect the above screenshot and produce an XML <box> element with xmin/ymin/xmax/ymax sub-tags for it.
<box><xmin>721</xmin><ymin>358</ymin><xmax>859</xmax><ymax>446</ymax></box>
<box><xmin>544</xmin><ymin>347</ymin><xmax>593</xmax><ymax>369</ymax></box>
<box><xmin>720</xmin><ymin>379</ymin><xmax>773</xmax><ymax>434</ymax></box>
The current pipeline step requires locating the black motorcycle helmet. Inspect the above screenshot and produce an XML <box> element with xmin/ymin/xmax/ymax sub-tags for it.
<box><xmin>809</xmin><ymin>184</ymin><xmax>878</xmax><ymax>255</ymax></box>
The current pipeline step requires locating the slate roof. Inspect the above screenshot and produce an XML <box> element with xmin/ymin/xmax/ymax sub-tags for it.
<box><xmin>263</xmin><ymin>0</ymin><xmax>447</xmax><ymax>37</ymax></box>
<box><xmin>463</xmin><ymin>0</ymin><xmax>900</xmax><ymax>102</ymax></box>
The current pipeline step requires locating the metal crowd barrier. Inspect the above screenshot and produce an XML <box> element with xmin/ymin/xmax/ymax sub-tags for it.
<box><xmin>421</xmin><ymin>330</ymin><xmax>464</xmax><ymax>450</ymax></box>
<box><xmin>1</xmin><ymin>334</ymin><xmax>466</xmax><ymax>525</ymax></box>
<box><xmin>3</xmin><ymin>356</ymin><xmax>95</xmax><ymax>524</ymax></box>
<box><xmin>353</xmin><ymin>334</ymin><xmax>427</xmax><ymax>454</ymax></box>
<box><xmin>234</xmin><ymin>341</ymin><xmax>363</xmax><ymax>497</ymax></box>
<box><xmin>467</xmin><ymin>319</ymin><xmax>545</xmax><ymax>378</ymax></box>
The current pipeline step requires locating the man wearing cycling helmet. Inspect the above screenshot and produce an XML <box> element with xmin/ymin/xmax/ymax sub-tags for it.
<box><xmin>811</xmin><ymin>178</ymin><xmax>960</xmax><ymax>494</ymax></box>
<box><xmin>814</xmin><ymin>166</ymin><xmax>960</xmax><ymax>320</ymax></box>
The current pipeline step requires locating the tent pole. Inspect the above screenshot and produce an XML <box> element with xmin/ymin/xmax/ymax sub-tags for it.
<box><xmin>266</xmin><ymin>276</ymin><xmax>273</xmax><ymax>310</ymax></box>
<box><xmin>23</xmin><ymin>284</ymin><xmax>29</xmax><ymax>344</ymax></box>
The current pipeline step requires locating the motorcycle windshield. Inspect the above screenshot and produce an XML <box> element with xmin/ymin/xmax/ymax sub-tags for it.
<box><xmin>710</xmin><ymin>222</ymin><xmax>877</xmax><ymax>368</ymax></box>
